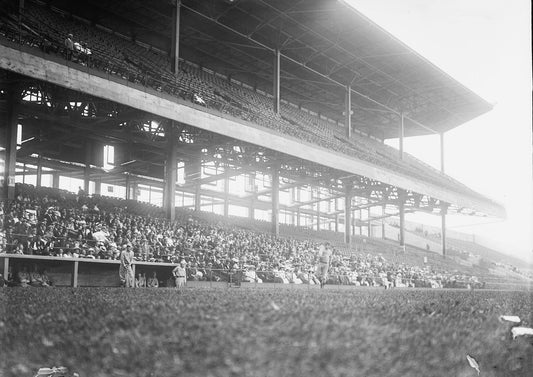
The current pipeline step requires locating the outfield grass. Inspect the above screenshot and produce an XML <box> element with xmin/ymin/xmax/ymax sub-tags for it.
<box><xmin>1</xmin><ymin>287</ymin><xmax>532</xmax><ymax>377</ymax></box>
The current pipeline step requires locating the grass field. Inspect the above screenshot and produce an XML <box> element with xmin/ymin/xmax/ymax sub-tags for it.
<box><xmin>1</xmin><ymin>286</ymin><xmax>532</xmax><ymax>377</ymax></box>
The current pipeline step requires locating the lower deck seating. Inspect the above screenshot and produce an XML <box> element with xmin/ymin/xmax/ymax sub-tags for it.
<box><xmin>1</xmin><ymin>183</ymin><xmax>486</xmax><ymax>288</ymax></box>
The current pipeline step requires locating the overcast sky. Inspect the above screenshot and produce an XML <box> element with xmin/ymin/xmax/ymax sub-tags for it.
<box><xmin>347</xmin><ymin>0</ymin><xmax>532</xmax><ymax>262</ymax></box>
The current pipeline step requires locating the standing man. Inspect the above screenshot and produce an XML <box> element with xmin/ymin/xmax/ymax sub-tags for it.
<box><xmin>64</xmin><ymin>33</ymin><xmax>74</xmax><ymax>61</ymax></box>
<box><xmin>316</xmin><ymin>242</ymin><xmax>332</xmax><ymax>289</ymax></box>
<box><xmin>172</xmin><ymin>260</ymin><xmax>187</xmax><ymax>289</ymax></box>
<box><xmin>119</xmin><ymin>244</ymin><xmax>134</xmax><ymax>287</ymax></box>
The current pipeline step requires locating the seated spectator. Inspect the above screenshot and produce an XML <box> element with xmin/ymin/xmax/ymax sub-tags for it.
<box><xmin>16</xmin><ymin>266</ymin><xmax>31</xmax><ymax>287</ymax></box>
<box><xmin>40</xmin><ymin>37</ymin><xmax>52</xmax><ymax>54</ymax></box>
<box><xmin>147</xmin><ymin>271</ymin><xmax>159</xmax><ymax>288</ymax></box>
<box><xmin>135</xmin><ymin>272</ymin><xmax>146</xmax><ymax>288</ymax></box>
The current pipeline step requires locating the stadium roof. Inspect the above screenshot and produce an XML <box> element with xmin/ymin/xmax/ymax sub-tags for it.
<box><xmin>41</xmin><ymin>0</ymin><xmax>493</xmax><ymax>139</ymax></box>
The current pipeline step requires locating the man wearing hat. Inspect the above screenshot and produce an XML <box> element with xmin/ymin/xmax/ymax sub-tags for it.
<box><xmin>316</xmin><ymin>242</ymin><xmax>332</xmax><ymax>289</ymax></box>
<box><xmin>119</xmin><ymin>244</ymin><xmax>135</xmax><ymax>287</ymax></box>
<box><xmin>172</xmin><ymin>260</ymin><xmax>187</xmax><ymax>289</ymax></box>
<box><xmin>64</xmin><ymin>33</ymin><xmax>74</xmax><ymax>61</ymax></box>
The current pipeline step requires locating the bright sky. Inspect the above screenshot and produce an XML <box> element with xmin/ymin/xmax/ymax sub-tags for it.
<box><xmin>347</xmin><ymin>0</ymin><xmax>532</xmax><ymax>262</ymax></box>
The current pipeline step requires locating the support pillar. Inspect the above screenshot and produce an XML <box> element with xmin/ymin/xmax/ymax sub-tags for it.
<box><xmin>381</xmin><ymin>203</ymin><xmax>386</xmax><ymax>240</ymax></box>
<box><xmin>439</xmin><ymin>132</ymin><xmax>447</xmax><ymax>257</ymax></box>
<box><xmin>359</xmin><ymin>209</ymin><xmax>363</xmax><ymax>236</ymax></box>
<box><xmin>164</xmin><ymin>122</ymin><xmax>177</xmax><ymax>221</ymax></box>
<box><xmin>399</xmin><ymin>112</ymin><xmax>404</xmax><ymax>160</ymax></box>
<box><xmin>194</xmin><ymin>183</ymin><xmax>201</xmax><ymax>212</ymax></box>
<box><xmin>334</xmin><ymin>213</ymin><xmax>339</xmax><ymax>233</ymax></box>
<box><xmin>273</xmin><ymin>49</ymin><xmax>280</xmax><ymax>114</ymax></box>
<box><xmin>52</xmin><ymin>172</ymin><xmax>60</xmax><ymax>189</ymax></box>
<box><xmin>94</xmin><ymin>179</ymin><xmax>101</xmax><ymax>196</ymax></box>
<box><xmin>186</xmin><ymin>153</ymin><xmax>202</xmax><ymax>212</ymax></box>
<box><xmin>441</xmin><ymin>203</ymin><xmax>448</xmax><ymax>258</ymax></box>
<box><xmin>170</xmin><ymin>0</ymin><xmax>181</xmax><ymax>74</ymax></box>
<box><xmin>398</xmin><ymin>189</ymin><xmax>406</xmax><ymax>248</ymax></box>
<box><xmin>249</xmin><ymin>195</ymin><xmax>255</xmax><ymax>220</ymax></box>
<box><xmin>440</xmin><ymin>132</ymin><xmax>445</xmax><ymax>174</ymax></box>
<box><xmin>2</xmin><ymin>85</ymin><xmax>17</xmax><ymax>201</ymax></box>
<box><xmin>296</xmin><ymin>208</ymin><xmax>301</xmax><ymax>227</ymax></box>
<box><xmin>352</xmin><ymin>209</ymin><xmax>356</xmax><ymax>237</ymax></box>
<box><xmin>36</xmin><ymin>154</ymin><xmax>42</xmax><ymax>187</ymax></box>
<box><xmin>84</xmin><ymin>141</ymin><xmax>91</xmax><ymax>194</ymax></box>
<box><xmin>271</xmin><ymin>166</ymin><xmax>280</xmax><ymax>236</ymax></box>
<box><xmin>316</xmin><ymin>192</ymin><xmax>320</xmax><ymax>231</ymax></box>
<box><xmin>345</xmin><ymin>85</ymin><xmax>352</xmax><ymax>138</ymax></box>
<box><xmin>344</xmin><ymin>184</ymin><xmax>352</xmax><ymax>244</ymax></box>
<box><xmin>131</xmin><ymin>182</ymin><xmax>138</xmax><ymax>201</ymax></box>
<box><xmin>125</xmin><ymin>175</ymin><xmax>131</xmax><ymax>200</ymax></box>
<box><xmin>223</xmin><ymin>174</ymin><xmax>229</xmax><ymax>217</ymax></box>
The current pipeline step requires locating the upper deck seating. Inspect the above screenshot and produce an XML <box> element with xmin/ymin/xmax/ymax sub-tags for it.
<box><xmin>0</xmin><ymin>1</ymin><xmax>482</xmax><ymax>200</ymax></box>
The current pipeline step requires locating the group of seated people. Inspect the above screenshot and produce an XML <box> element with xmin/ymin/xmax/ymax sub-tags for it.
<box><xmin>0</xmin><ymin>0</ymin><xmax>478</xmax><ymax>198</ymax></box>
<box><xmin>0</xmin><ymin>184</ymin><xmax>484</xmax><ymax>289</ymax></box>
<box><xmin>3</xmin><ymin>263</ymin><xmax>53</xmax><ymax>287</ymax></box>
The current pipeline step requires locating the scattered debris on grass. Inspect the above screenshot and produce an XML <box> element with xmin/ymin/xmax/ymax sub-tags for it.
<box><xmin>499</xmin><ymin>315</ymin><xmax>521</xmax><ymax>323</ymax></box>
<box><xmin>511</xmin><ymin>327</ymin><xmax>533</xmax><ymax>339</ymax></box>
<box><xmin>466</xmin><ymin>354</ymin><xmax>480</xmax><ymax>375</ymax></box>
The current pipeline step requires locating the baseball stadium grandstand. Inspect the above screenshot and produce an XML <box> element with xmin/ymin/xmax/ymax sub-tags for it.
<box><xmin>2</xmin><ymin>1</ymin><xmax>532</xmax><ymax>376</ymax></box>
<box><xmin>0</xmin><ymin>0</ymin><xmax>507</xmax><ymax>285</ymax></box>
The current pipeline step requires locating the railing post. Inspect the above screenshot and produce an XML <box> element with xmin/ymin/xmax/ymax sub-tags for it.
<box><xmin>71</xmin><ymin>260</ymin><xmax>79</xmax><ymax>287</ymax></box>
<box><xmin>3</xmin><ymin>257</ymin><xmax>9</xmax><ymax>281</ymax></box>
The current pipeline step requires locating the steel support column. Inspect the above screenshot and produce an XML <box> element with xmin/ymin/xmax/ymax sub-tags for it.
<box><xmin>273</xmin><ymin>49</ymin><xmax>280</xmax><ymax>114</ymax></box>
<box><xmin>344</xmin><ymin>184</ymin><xmax>352</xmax><ymax>244</ymax></box>
<box><xmin>131</xmin><ymin>182</ymin><xmax>138</xmax><ymax>201</ymax></box>
<box><xmin>249</xmin><ymin>195</ymin><xmax>255</xmax><ymax>220</ymax></box>
<box><xmin>367</xmin><ymin>212</ymin><xmax>371</xmax><ymax>237</ymax></box>
<box><xmin>170</xmin><ymin>0</ymin><xmax>181</xmax><ymax>74</ymax></box>
<box><xmin>84</xmin><ymin>141</ymin><xmax>91</xmax><ymax>194</ymax></box>
<box><xmin>440</xmin><ymin>132</ymin><xmax>445</xmax><ymax>174</ymax></box>
<box><xmin>125</xmin><ymin>175</ymin><xmax>131</xmax><ymax>200</ymax></box>
<box><xmin>399</xmin><ymin>112</ymin><xmax>404</xmax><ymax>160</ymax></box>
<box><xmin>359</xmin><ymin>209</ymin><xmax>363</xmax><ymax>236</ymax></box>
<box><xmin>398</xmin><ymin>189</ymin><xmax>406</xmax><ymax>247</ymax></box>
<box><xmin>345</xmin><ymin>85</ymin><xmax>352</xmax><ymax>138</ymax></box>
<box><xmin>381</xmin><ymin>203</ymin><xmax>386</xmax><ymax>239</ymax></box>
<box><xmin>2</xmin><ymin>84</ymin><xmax>17</xmax><ymax>201</ymax></box>
<box><xmin>194</xmin><ymin>183</ymin><xmax>201</xmax><ymax>212</ymax></box>
<box><xmin>441</xmin><ymin>203</ymin><xmax>448</xmax><ymax>258</ymax></box>
<box><xmin>94</xmin><ymin>179</ymin><xmax>101</xmax><ymax>196</ymax></box>
<box><xmin>165</xmin><ymin>123</ymin><xmax>178</xmax><ymax>221</ymax></box>
<box><xmin>271</xmin><ymin>166</ymin><xmax>280</xmax><ymax>236</ymax></box>
<box><xmin>36</xmin><ymin>154</ymin><xmax>42</xmax><ymax>187</ymax></box>
<box><xmin>223</xmin><ymin>173</ymin><xmax>229</xmax><ymax>217</ymax></box>
<box><xmin>316</xmin><ymin>191</ymin><xmax>320</xmax><ymax>231</ymax></box>
<box><xmin>52</xmin><ymin>172</ymin><xmax>60</xmax><ymax>189</ymax></box>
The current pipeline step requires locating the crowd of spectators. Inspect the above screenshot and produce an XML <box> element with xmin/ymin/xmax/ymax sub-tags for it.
<box><xmin>0</xmin><ymin>184</ymin><xmax>483</xmax><ymax>288</ymax></box>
